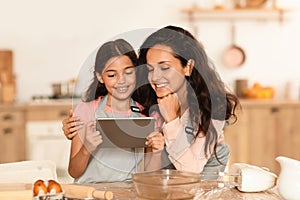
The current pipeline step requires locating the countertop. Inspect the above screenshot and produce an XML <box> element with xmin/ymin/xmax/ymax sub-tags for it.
<box><xmin>92</xmin><ymin>182</ymin><xmax>283</xmax><ymax>200</ymax></box>
<box><xmin>0</xmin><ymin>182</ymin><xmax>283</xmax><ymax>200</ymax></box>
<box><xmin>0</xmin><ymin>98</ymin><xmax>300</xmax><ymax>110</ymax></box>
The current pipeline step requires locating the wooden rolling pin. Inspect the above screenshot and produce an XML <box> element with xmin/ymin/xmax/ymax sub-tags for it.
<box><xmin>61</xmin><ymin>184</ymin><xmax>113</xmax><ymax>200</ymax></box>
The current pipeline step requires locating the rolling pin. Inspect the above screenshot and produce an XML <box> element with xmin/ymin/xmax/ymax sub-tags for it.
<box><xmin>61</xmin><ymin>184</ymin><xmax>113</xmax><ymax>200</ymax></box>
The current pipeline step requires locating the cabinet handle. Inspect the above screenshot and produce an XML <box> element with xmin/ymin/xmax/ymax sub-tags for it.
<box><xmin>271</xmin><ymin>107</ymin><xmax>279</xmax><ymax>113</ymax></box>
<box><xmin>2</xmin><ymin>114</ymin><xmax>13</xmax><ymax>121</ymax></box>
<box><xmin>3</xmin><ymin>128</ymin><xmax>13</xmax><ymax>134</ymax></box>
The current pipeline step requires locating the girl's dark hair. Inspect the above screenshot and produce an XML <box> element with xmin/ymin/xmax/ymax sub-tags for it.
<box><xmin>83</xmin><ymin>39</ymin><xmax>138</xmax><ymax>102</ymax></box>
<box><xmin>135</xmin><ymin>25</ymin><xmax>240</xmax><ymax>159</ymax></box>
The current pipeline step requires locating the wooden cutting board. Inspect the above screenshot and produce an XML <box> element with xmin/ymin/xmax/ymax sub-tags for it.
<box><xmin>0</xmin><ymin>50</ymin><xmax>13</xmax><ymax>81</ymax></box>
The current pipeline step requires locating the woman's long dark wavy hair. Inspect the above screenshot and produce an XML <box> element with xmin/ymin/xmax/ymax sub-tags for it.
<box><xmin>83</xmin><ymin>39</ymin><xmax>138</xmax><ymax>102</ymax></box>
<box><xmin>134</xmin><ymin>25</ymin><xmax>240</xmax><ymax>159</ymax></box>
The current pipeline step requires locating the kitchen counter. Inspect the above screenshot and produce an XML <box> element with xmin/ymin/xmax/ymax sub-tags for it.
<box><xmin>1</xmin><ymin>98</ymin><xmax>299</xmax><ymax>108</ymax></box>
<box><xmin>0</xmin><ymin>182</ymin><xmax>283</xmax><ymax>199</ymax></box>
<box><xmin>92</xmin><ymin>182</ymin><xmax>283</xmax><ymax>200</ymax></box>
<box><xmin>239</xmin><ymin>99</ymin><xmax>300</xmax><ymax>106</ymax></box>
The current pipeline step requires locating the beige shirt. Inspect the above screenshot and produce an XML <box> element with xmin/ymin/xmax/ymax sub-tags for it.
<box><xmin>162</xmin><ymin>109</ymin><xmax>225</xmax><ymax>173</ymax></box>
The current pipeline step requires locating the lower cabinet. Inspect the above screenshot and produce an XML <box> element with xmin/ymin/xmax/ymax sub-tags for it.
<box><xmin>225</xmin><ymin>100</ymin><xmax>300</xmax><ymax>174</ymax></box>
<box><xmin>0</xmin><ymin>103</ymin><xmax>71</xmax><ymax>164</ymax></box>
<box><xmin>0</xmin><ymin>105</ymin><xmax>26</xmax><ymax>163</ymax></box>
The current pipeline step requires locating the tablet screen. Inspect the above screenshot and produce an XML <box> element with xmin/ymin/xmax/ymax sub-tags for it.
<box><xmin>96</xmin><ymin>117</ymin><xmax>155</xmax><ymax>148</ymax></box>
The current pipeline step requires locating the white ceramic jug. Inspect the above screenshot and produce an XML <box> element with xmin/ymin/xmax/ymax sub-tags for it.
<box><xmin>276</xmin><ymin>156</ymin><xmax>300</xmax><ymax>200</ymax></box>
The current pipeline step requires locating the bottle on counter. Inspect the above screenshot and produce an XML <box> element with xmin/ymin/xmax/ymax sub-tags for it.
<box><xmin>285</xmin><ymin>80</ymin><xmax>300</xmax><ymax>100</ymax></box>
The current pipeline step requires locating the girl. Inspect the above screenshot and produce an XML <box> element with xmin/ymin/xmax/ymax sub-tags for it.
<box><xmin>67</xmin><ymin>39</ymin><xmax>164</xmax><ymax>183</ymax></box>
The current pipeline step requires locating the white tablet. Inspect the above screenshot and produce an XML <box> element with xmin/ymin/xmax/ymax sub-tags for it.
<box><xmin>96</xmin><ymin>117</ymin><xmax>155</xmax><ymax>148</ymax></box>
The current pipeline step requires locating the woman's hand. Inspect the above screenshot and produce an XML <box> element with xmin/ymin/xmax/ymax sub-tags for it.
<box><xmin>62</xmin><ymin>109</ymin><xmax>84</xmax><ymax>140</ymax></box>
<box><xmin>157</xmin><ymin>93</ymin><xmax>180</xmax><ymax>123</ymax></box>
<box><xmin>82</xmin><ymin>121</ymin><xmax>102</xmax><ymax>153</ymax></box>
<box><xmin>145</xmin><ymin>131</ymin><xmax>165</xmax><ymax>152</ymax></box>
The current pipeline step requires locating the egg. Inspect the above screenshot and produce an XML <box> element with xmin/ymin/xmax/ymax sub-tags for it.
<box><xmin>47</xmin><ymin>180</ymin><xmax>63</xmax><ymax>194</ymax></box>
<box><xmin>33</xmin><ymin>179</ymin><xmax>47</xmax><ymax>197</ymax></box>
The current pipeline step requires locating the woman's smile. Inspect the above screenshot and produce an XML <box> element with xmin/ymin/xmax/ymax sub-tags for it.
<box><xmin>146</xmin><ymin>45</ymin><xmax>187</xmax><ymax>98</ymax></box>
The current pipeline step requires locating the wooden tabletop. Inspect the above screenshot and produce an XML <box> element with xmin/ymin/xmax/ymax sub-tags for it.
<box><xmin>0</xmin><ymin>182</ymin><xmax>284</xmax><ymax>199</ymax></box>
<box><xmin>91</xmin><ymin>182</ymin><xmax>284</xmax><ymax>200</ymax></box>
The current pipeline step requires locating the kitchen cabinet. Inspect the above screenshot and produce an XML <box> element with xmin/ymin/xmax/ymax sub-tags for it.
<box><xmin>225</xmin><ymin>100</ymin><xmax>300</xmax><ymax>174</ymax></box>
<box><xmin>0</xmin><ymin>102</ymin><xmax>72</xmax><ymax>164</ymax></box>
<box><xmin>0</xmin><ymin>105</ymin><xmax>26</xmax><ymax>163</ymax></box>
<box><xmin>26</xmin><ymin>103</ymin><xmax>71</xmax><ymax>121</ymax></box>
<box><xmin>25</xmin><ymin>102</ymin><xmax>73</xmax><ymax>183</ymax></box>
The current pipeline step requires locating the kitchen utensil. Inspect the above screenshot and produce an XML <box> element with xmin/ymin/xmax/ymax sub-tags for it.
<box><xmin>62</xmin><ymin>184</ymin><xmax>113</xmax><ymax>200</ymax></box>
<box><xmin>229</xmin><ymin>163</ymin><xmax>277</xmax><ymax>192</ymax></box>
<box><xmin>285</xmin><ymin>80</ymin><xmax>300</xmax><ymax>100</ymax></box>
<box><xmin>51</xmin><ymin>83</ymin><xmax>62</xmax><ymax>98</ymax></box>
<box><xmin>235</xmin><ymin>79</ymin><xmax>248</xmax><ymax>98</ymax></box>
<box><xmin>276</xmin><ymin>156</ymin><xmax>300</xmax><ymax>200</ymax></box>
<box><xmin>132</xmin><ymin>169</ymin><xmax>201</xmax><ymax>200</ymax></box>
<box><xmin>0</xmin><ymin>50</ymin><xmax>13</xmax><ymax>78</ymax></box>
<box><xmin>223</xmin><ymin>23</ymin><xmax>246</xmax><ymax>68</ymax></box>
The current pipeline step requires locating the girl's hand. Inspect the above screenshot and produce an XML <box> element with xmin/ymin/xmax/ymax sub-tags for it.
<box><xmin>82</xmin><ymin>121</ymin><xmax>102</xmax><ymax>153</ymax></box>
<box><xmin>157</xmin><ymin>93</ymin><xmax>180</xmax><ymax>123</ymax></box>
<box><xmin>145</xmin><ymin>131</ymin><xmax>164</xmax><ymax>152</ymax></box>
<box><xmin>62</xmin><ymin>109</ymin><xmax>84</xmax><ymax>140</ymax></box>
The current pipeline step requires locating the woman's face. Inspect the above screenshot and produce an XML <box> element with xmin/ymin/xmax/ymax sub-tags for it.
<box><xmin>146</xmin><ymin>45</ymin><xmax>188</xmax><ymax>98</ymax></box>
<box><xmin>98</xmin><ymin>55</ymin><xmax>136</xmax><ymax>101</ymax></box>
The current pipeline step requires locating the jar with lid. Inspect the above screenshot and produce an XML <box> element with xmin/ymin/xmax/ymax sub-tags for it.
<box><xmin>285</xmin><ymin>80</ymin><xmax>300</xmax><ymax>100</ymax></box>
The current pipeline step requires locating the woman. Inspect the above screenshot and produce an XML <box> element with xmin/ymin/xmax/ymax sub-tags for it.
<box><xmin>134</xmin><ymin>25</ymin><xmax>240</xmax><ymax>173</ymax></box>
<box><xmin>64</xmin><ymin>26</ymin><xmax>240</xmax><ymax>174</ymax></box>
<box><xmin>68</xmin><ymin>39</ymin><xmax>164</xmax><ymax>183</ymax></box>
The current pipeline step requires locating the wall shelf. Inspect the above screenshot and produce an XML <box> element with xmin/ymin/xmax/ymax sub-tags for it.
<box><xmin>181</xmin><ymin>6</ymin><xmax>293</xmax><ymax>35</ymax></box>
<box><xmin>182</xmin><ymin>6</ymin><xmax>292</xmax><ymax>21</ymax></box>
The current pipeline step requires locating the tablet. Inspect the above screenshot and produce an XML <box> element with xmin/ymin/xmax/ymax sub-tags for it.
<box><xmin>96</xmin><ymin>117</ymin><xmax>155</xmax><ymax>148</ymax></box>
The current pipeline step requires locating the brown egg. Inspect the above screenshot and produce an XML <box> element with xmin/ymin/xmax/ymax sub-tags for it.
<box><xmin>47</xmin><ymin>180</ymin><xmax>63</xmax><ymax>194</ymax></box>
<box><xmin>33</xmin><ymin>179</ymin><xmax>47</xmax><ymax>196</ymax></box>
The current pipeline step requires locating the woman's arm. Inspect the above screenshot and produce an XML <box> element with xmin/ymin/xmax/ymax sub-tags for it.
<box><xmin>163</xmin><ymin>119</ymin><xmax>225</xmax><ymax>173</ymax></box>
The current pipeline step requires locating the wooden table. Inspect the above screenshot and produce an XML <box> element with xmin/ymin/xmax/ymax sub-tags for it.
<box><xmin>0</xmin><ymin>182</ymin><xmax>283</xmax><ymax>199</ymax></box>
<box><xmin>91</xmin><ymin>182</ymin><xmax>284</xmax><ymax>200</ymax></box>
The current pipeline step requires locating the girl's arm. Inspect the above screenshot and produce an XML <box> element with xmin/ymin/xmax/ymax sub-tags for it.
<box><xmin>62</xmin><ymin>109</ymin><xmax>84</xmax><ymax>140</ymax></box>
<box><xmin>144</xmin><ymin>131</ymin><xmax>164</xmax><ymax>171</ymax></box>
<box><xmin>68</xmin><ymin>121</ymin><xmax>102</xmax><ymax>178</ymax></box>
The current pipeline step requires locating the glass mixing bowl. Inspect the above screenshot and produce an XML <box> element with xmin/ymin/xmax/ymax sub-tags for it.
<box><xmin>132</xmin><ymin>169</ymin><xmax>201</xmax><ymax>200</ymax></box>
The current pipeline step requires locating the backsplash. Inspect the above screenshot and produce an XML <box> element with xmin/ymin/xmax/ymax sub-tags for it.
<box><xmin>0</xmin><ymin>0</ymin><xmax>299</xmax><ymax>102</ymax></box>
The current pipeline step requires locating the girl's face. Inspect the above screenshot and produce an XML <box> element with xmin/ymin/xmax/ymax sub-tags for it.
<box><xmin>97</xmin><ymin>55</ymin><xmax>136</xmax><ymax>101</ymax></box>
<box><xmin>146</xmin><ymin>45</ymin><xmax>189</xmax><ymax>98</ymax></box>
